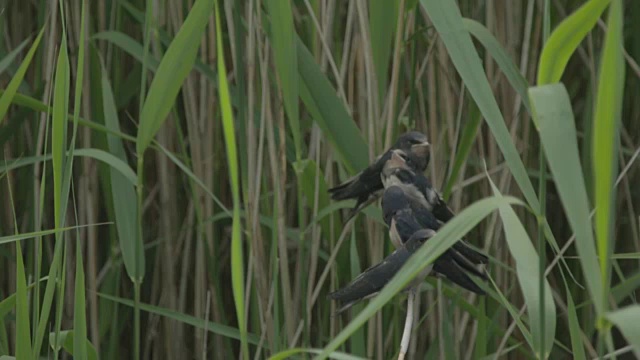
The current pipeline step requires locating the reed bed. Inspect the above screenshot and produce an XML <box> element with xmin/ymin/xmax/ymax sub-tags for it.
<box><xmin>1</xmin><ymin>0</ymin><xmax>639</xmax><ymax>359</ymax></box>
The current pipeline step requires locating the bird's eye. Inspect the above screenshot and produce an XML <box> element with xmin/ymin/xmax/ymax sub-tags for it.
<box><xmin>401</xmin><ymin>154</ymin><xmax>415</xmax><ymax>166</ymax></box>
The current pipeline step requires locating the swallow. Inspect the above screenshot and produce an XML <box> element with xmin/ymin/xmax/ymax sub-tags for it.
<box><xmin>381</xmin><ymin>150</ymin><xmax>488</xmax><ymax>265</ymax></box>
<box><xmin>381</xmin><ymin>186</ymin><xmax>487</xmax><ymax>294</ymax></box>
<box><xmin>328</xmin><ymin>131</ymin><xmax>430</xmax><ymax>220</ymax></box>
<box><xmin>328</xmin><ymin>229</ymin><xmax>436</xmax><ymax>314</ymax></box>
<box><xmin>381</xmin><ymin>149</ymin><xmax>452</xmax><ymax>221</ymax></box>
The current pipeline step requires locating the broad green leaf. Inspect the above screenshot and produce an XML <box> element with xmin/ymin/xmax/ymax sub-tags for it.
<box><xmin>420</xmin><ymin>0</ymin><xmax>574</xmax><ymax>280</ymax></box>
<box><xmin>487</xmin><ymin>275</ymin><xmax>534</xmax><ymax>351</ymax></box>
<box><xmin>319</xmin><ymin>195</ymin><xmax>524</xmax><ymax>358</ymax></box>
<box><xmin>479</xmin><ymin>344</ymin><xmax>523</xmax><ymax>360</ymax></box>
<box><xmin>138</xmin><ymin>0</ymin><xmax>153</xmax><ymax>121</ymax></box>
<box><xmin>228</xmin><ymin>0</ymin><xmax>249</xmax><ymax>197</ymax></box>
<box><xmin>97</xmin><ymin>293</ymin><xmax>261</xmax><ymax>345</ymax></box>
<box><xmin>92</xmin><ymin>31</ymin><xmax>159</xmax><ymax>71</ymax></box>
<box><xmin>0</xmin><ymin>277</ymin><xmax>49</xmax><ymax>319</ymax></box>
<box><xmin>443</xmin><ymin>100</ymin><xmax>482</xmax><ymax>199</ymax></box>
<box><xmin>72</xmin><ymin>4</ymin><xmax>88</xmax><ymax>358</ymax></box>
<box><xmin>592</xmin><ymin>0</ymin><xmax>624</xmax><ymax>294</ymax></box>
<box><xmin>269</xmin><ymin>348</ymin><xmax>366</xmax><ymax>360</ymax></box>
<box><xmin>154</xmin><ymin>142</ymin><xmax>229</xmax><ymax>214</ymax></box>
<box><xmin>75</xmin><ymin>149</ymin><xmax>137</xmax><ymax>185</ymax></box>
<box><xmin>92</xmin><ymin>28</ymin><xmax>219</xmax><ymax>89</ymax></box>
<box><xmin>0</xmin><ymin>26</ymin><xmax>45</xmax><ymax>122</ymax></box>
<box><xmin>0</xmin><ymin>225</ymin><xmax>102</xmax><ymax>246</ymax></box>
<box><xmin>475</xmin><ymin>296</ymin><xmax>487</xmax><ymax>358</ymax></box>
<box><xmin>419</xmin><ymin>0</ymin><xmax>539</xmax><ymax>214</ymax></box>
<box><xmin>118</xmin><ymin>0</ymin><xmax>224</xmax><ymax>83</ymax></box>
<box><xmin>528</xmin><ymin>84</ymin><xmax>603</xmax><ymax>316</ymax></box>
<box><xmin>0</xmin><ymin>295</ymin><xmax>14</xmax><ymax>319</ymax></box>
<box><xmin>136</xmin><ymin>0</ymin><xmax>215</xmax><ymax>154</ymax></box>
<box><xmin>612</xmin><ymin>272</ymin><xmax>640</xmax><ymax>304</ymax></box>
<box><xmin>214</xmin><ymin>1</ymin><xmax>247</xmax><ymax>358</ymax></box>
<box><xmin>101</xmin><ymin>60</ymin><xmax>144</xmax><ymax>281</ymax></box>
<box><xmin>370</xmin><ymin>1</ymin><xmax>398</xmax><ymax>101</ymax></box>
<box><xmin>607</xmin><ymin>306</ymin><xmax>640</xmax><ymax>357</ymax></box>
<box><xmin>297</xmin><ymin>159</ymin><xmax>334</xmax><ymax>235</ymax></box>
<box><xmin>297</xmin><ymin>38</ymin><xmax>369</xmax><ymax>173</ymax></box>
<box><xmin>537</xmin><ymin>0</ymin><xmax>610</xmax><ymax>85</ymax></box>
<box><xmin>265</xmin><ymin>0</ymin><xmax>300</xmax><ymax>159</ymax></box>
<box><xmin>52</xmin><ymin>35</ymin><xmax>70</xmax><ymax>229</ymax></box>
<box><xmin>73</xmin><ymin>245</ymin><xmax>88</xmax><ymax>360</ymax></box>
<box><xmin>348</xmin><ymin>231</ymin><xmax>365</xmax><ymax>356</ymax></box>
<box><xmin>0</xmin><ymin>328</ymin><xmax>7</xmax><ymax>356</ymax></box>
<box><xmin>543</xmin><ymin>0</ymin><xmax>551</xmax><ymax>41</ymax></box>
<box><xmin>463</xmin><ymin>19</ymin><xmax>531</xmax><ymax>111</ymax></box>
<box><xmin>0</xmin><ymin>89</ymin><xmax>137</xmax><ymax>144</ymax></box>
<box><xmin>566</xmin><ymin>284</ymin><xmax>587</xmax><ymax>359</ymax></box>
<box><xmin>69</xmin><ymin>0</ymin><xmax>86</xmax><ymax>168</ymax></box>
<box><xmin>205</xmin><ymin>210</ymin><xmax>300</xmax><ymax>243</ymax></box>
<box><xmin>489</xmin><ymin>177</ymin><xmax>556</xmax><ymax>357</ymax></box>
<box><xmin>0</xmin><ymin>150</ymin><xmax>136</xmax><ymax>185</ymax></box>
<box><xmin>0</xmin><ymin>38</ymin><xmax>31</xmax><ymax>76</ymax></box>
<box><xmin>35</xmin><ymin>32</ymin><xmax>71</xmax><ymax>357</ymax></box>
<box><xmin>303</xmin><ymin>201</ymin><xmax>353</xmax><ymax>234</ymax></box>
<box><xmin>609</xmin><ymin>253</ymin><xmax>640</xmax><ymax>260</ymax></box>
<box><xmin>48</xmin><ymin>331</ymin><xmax>97</xmax><ymax>360</ymax></box>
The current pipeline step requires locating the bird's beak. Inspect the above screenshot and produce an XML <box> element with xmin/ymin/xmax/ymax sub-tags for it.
<box><xmin>389</xmin><ymin>150</ymin><xmax>406</xmax><ymax>167</ymax></box>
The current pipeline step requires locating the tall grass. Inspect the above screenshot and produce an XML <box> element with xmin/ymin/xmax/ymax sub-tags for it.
<box><xmin>1</xmin><ymin>0</ymin><xmax>639</xmax><ymax>359</ymax></box>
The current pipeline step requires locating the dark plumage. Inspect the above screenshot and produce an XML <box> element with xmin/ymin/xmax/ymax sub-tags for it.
<box><xmin>381</xmin><ymin>185</ymin><xmax>487</xmax><ymax>295</ymax></box>
<box><xmin>381</xmin><ymin>150</ymin><xmax>488</xmax><ymax>265</ymax></box>
<box><xmin>327</xmin><ymin>229</ymin><xmax>436</xmax><ymax>314</ymax></box>
<box><xmin>381</xmin><ymin>150</ymin><xmax>452</xmax><ymax>221</ymax></box>
<box><xmin>327</xmin><ymin>138</ymin><xmax>488</xmax><ymax>315</ymax></box>
<box><xmin>328</xmin><ymin>131</ymin><xmax>430</xmax><ymax>219</ymax></box>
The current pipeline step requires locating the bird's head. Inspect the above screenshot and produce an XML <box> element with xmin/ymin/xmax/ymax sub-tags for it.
<box><xmin>381</xmin><ymin>149</ymin><xmax>412</xmax><ymax>186</ymax></box>
<box><xmin>381</xmin><ymin>186</ymin><xmax>411</xmax><ymax>224</ymax></box>
<box><xmin>394</xmin><ymin>131</ymin><xmax>430</xmax><ymax>171</ymax></box>
<box><xmin>405</xmin><ymin>228</ymin><xmax>436</xmax><ymax>252</ymax></box>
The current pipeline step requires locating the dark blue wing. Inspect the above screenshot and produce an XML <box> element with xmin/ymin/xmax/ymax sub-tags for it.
<box><xmin>328</xmin><ymin>246</ymin><xmax>411</xmax><ymax>312</ymax></box>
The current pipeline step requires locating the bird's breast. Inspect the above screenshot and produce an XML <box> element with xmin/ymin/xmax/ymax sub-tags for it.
<box><xmin>390</xmin><ymin>219</ymin><xmax>403</xmax><ymax>249</ymax></box>
<box><xmin>425</xmin><ymin>187</ymin><xmax>439</xmax><ymax>206</ymax></box>
<box><xmin>399</xmin><ymin>183</ymin><xmax>431</xmax><ymax>210</ymax></box>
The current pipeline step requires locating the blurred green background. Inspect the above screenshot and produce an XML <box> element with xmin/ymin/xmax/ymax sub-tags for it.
<box><xmin>0</xmin><ymin>0</ymin><xmax>639</xmax><ymax>359</ymax></box>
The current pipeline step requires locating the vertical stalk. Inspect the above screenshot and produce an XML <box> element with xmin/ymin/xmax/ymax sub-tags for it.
<box><xmin>134</xmin><ymin>281</ymin><xmax>141</xmax><ymax>360</ymax></box>
<box><xmin>296</xmin><ymin>180</ymin><xmax>307</xmax><ymax>342</ymax></box>
<box><xmin>538</xmin><ymin>1</ymin><xmax>550</xmax><ymax>357</ymax></box>
<box><xmin>134</xmin><ymin>2</ymin><xmax>152</xmax><ymax>358</ymax></box>
<box><xmin>538</xmin><ymin>150</ymin><xmax>547</xmax><ymax>359</ymax></box>
<box><xmin>134</xmin><ymin>157</ymin><xmax>144</xmax><ymax>360</ymax></box>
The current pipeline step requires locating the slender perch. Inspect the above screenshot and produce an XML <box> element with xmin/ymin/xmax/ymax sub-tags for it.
<box><xmin>398</xmin><ymin>289</ymin><xmax>416</xmax><ymax>360</ymax></box>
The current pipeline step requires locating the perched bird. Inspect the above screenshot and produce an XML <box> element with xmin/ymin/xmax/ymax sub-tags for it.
<box><xmin>381</xmin><ymin>150</ymin><xmax>488</xmax><ymax>265</ymax></box>
<box><xmin>382</xmin><ymin>149</ymin><xmax>452</xmax><ymax>222</ymax></box>
<box><xmin>328</xmin><ymin>229</ymin><xmax>436</xmax><ymax>314</ymax></box>
<box><xmin>381</xmin><ymin>185</ymin><xmax>487</xmax><ymax>294</ymax></box>
<box><xmin>328</xmin><ymin>131</ymin><xmax>430</xmax><ymax>220</ymax></box>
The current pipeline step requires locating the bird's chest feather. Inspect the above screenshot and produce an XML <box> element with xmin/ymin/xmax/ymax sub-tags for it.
<box><xmin>394</xmin><ymin>181</ymin><xmax>432</xmax><ymax>211</ymax></box>
<box><xmin>424</xmin><ymin>186</ymin><xmax>439</xmax><ymax>207</ymax></box>
<box><xmin>389</xmin><ymin>219</ymin><xmax>404</xmax><ymax>249</ymax></box>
